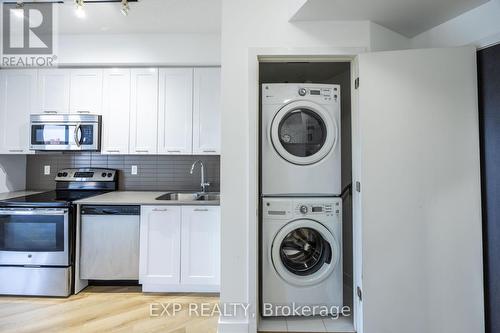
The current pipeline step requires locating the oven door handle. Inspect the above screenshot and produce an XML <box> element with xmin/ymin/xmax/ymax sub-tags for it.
<box><xmin>74</xmin><ymin>124</ymin><xmax>82</xmax><ymax>147</ymax></box>
<box><xmin>0</xmin><ymin>209</ymin><xmax>68</xmax><ymax>216</ymax></box>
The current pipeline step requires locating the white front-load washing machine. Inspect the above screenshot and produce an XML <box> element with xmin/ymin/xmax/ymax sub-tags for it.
<box><xmin>261</xmin><ymin>83</ymin><xmax>341</xmax><ymax>196</ymax></box>
<box><xmin>261</xmin><ymin>197</ymin><xmax>343</xmax><ymax>317</ymax></box>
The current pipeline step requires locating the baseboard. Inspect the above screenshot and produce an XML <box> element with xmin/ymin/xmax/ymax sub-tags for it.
<box><xmin>218</xmin><ymin>317</ymin><xmax>250</xmax><ymax>333</ymax></box>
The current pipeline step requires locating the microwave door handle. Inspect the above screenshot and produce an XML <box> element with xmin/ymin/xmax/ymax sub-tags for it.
<box><xmin>74</xmin><ymin>124</ymin><xmax>81</xmax><ymax>147</ymax></box>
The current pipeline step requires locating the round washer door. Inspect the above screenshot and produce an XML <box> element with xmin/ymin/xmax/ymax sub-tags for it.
<box><xmin>271</xmin><ymin>219</ymin><xmax>340</xmax><ymax>287</ymax></box>
<box><xmin>271</xmin><ymin>101</ymin><xmax>338</xmax><ymax>165</ymax></box>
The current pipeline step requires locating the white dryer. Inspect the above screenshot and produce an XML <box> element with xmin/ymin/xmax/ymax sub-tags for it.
<box><xmin>261</xmin><ymin>83</ymin><xmax>341</xmax><ymax>196</ymax></box>
<box><xmin>261</xmin><ymin>197</ymin><xmax>343</xmax><ymax>317</ymax></box>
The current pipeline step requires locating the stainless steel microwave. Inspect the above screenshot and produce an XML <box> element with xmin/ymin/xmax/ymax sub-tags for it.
<box><xmin>30</xmin><ymin>114</ymin><xmax>101</xmax><ymax>151</ymax></box>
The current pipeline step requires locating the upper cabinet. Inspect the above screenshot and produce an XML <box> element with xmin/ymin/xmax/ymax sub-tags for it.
<box><xmin>193</xmin><ymin>68</ymin><xmax>221</xmax><ymax>155</ymax></box>
<box><xmin>69</xmin><ymin>69</ymin><xmax>103</xmax><ymax>115</ymax></box>
<box><xmin>38</xmin><ymin>69</ymin><xmax>70</xmax><ymax>114</ymax></box>
<box><xmin>0</xmin><ymin>70</ymin><xmax>37</xmax><ymax>154</ymax></box>
<box><xmin>158</xmin><ymin>68</ymin><xmax>194</xmax><ymax>155</ymax></box>
<box><xmin>101</xmin><ymin>69</ymin><xmax>131</xmax><ymax>155</ymax></box>
<box><xmin>130</xmin><ymin>68</ymin><xmax>159</xmax><ymax>155</ymax></box>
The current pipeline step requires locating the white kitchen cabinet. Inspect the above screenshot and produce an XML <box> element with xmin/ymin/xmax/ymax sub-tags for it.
<box><xmin>69</xmin><ymin>69</ymin><xmax>103</xmax><ymax>115</ymax></box>
<box><xmin>0</xmin><ymin>70</ymin><xmax>37</xmax><ymax>154</ymax></box>
<box><xmin>101</xmin><ymin>69</ymin><xmax>131</xmax><ymax>154</ymax></box>
<box><xmin>130</xmin><ymin>68</ymin><xmax>158</xmax><ymax>154</ymax></box>
<box><xmin>158</xmin><ymin>68</ymin><xmax>193</xmax><ymax>155</ymax></box>
<box><xmin>193</xmin><ymin>68</ymin><xmax>221</xmax><ymax>155</ymax></box>
<box><xmin>139</xmin><ymin>206</ymin><xmax>181</xmax><ymax>287</ymax></box>
<box><xmin>181</xmin><ymin>206</ymin><xmax>220</xmax><ymax>287</ymax></box>
<box><xmin>140</xmin><ymin>205</ymin><xmax>220</xmax><ymax>292</ymax></box>
<box><xmin>355</xmin><ymin>46</ymin><xmax>484</xmax><ymax>333</ymax></box>
<box><xmin>38</xmin><ymin>68</ymin><xmax>70</xmax><ymax>114</ymax></box>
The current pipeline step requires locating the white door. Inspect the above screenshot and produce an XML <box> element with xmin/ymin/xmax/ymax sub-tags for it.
<box><xmin>0</xmin><ymin>70</ymin><xmax>37</xmax><ymax>154</ymax></box>
<box><xmin>101</xmin><ymin>69</ymin><xmax>131</xmax><ymax>154</ymax></box>
<box><xmin>193</xmin><ymin>68</ymin><xmax>221</xmax><ymax>154</ymax></box>
<box><xmin>357</xmin><ymin>46</ymin><xmax>484</xmax><ymax>333</ymax></box>
<box><xmin>69</xmin><ymin>69</ymin><xmax>103</xmax><ymax>115</ymax></box>
<box><xmin>180</xmin><ymin>206</ymin><xmax>220</xmax><ymax>287</ymax></box>
<box><xmin>38</xmin><ymin>69</ymin><xmax>70</xmax><ymax>114</ymax></box>
<box><xmin>130</xmin><ymin>68</ymin><xmax>158</xmax><ymax>154</ymax></box>
<box><xmin>140</xmin><ymin>206</ymin><xmax>181</xmax><ymax>285</ymax></box>
<box><xmin>158</xmin><ymin>68</ymin><xmax>194</xmax><ymax>154</ymax></box>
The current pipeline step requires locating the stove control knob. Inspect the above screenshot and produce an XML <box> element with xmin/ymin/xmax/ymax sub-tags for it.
<box><xmin>102</xmin><ymin>172</ymin><xmax>107</xmax><ymax>177</ymax></box>
<box><xmin>298</xmin><ymin>88</ymin><xmax>307</xmax><ymax>96</ymax></box>
<box><xmin>107</xmin><ymin>173</ymin><xmax>113</xmax><ymax>178</ymax></box>
<box><xmin>300</xmin><ymin>205</ymin><xmax>308</xmax><ymax>214</ymax></box>
<box><xmin>62</xmin><ymin>172</ymin><xmax>68</xmax><ymax>177</ymax></box>
<box><xmin>57</xmin><ymin>173</ymin><xmax>63</xmax><ymax>177</ymax></box>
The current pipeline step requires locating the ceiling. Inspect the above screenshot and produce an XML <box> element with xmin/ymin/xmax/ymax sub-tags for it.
<box><xmin>290</xmin><ymin>0</ymin><xmax>491</xmax><ymax>37</ymax></box>
<box><xmin>53</xmin><ymin>0</ymin><xmax>221</xmax><ymax>34</ymax></box>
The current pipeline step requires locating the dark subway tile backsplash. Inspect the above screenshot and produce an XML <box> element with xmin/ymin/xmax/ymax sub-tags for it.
<box><xmin>26</xmin><ymin>152</ymin><xmax>220</xmax><ymax>192</ymax></box>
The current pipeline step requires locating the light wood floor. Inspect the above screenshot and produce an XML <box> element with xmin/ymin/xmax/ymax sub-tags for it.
<box><xmin>0</xmin><ymin>286</ymin><xmax>219</xmax><ymax>333</ymax></box>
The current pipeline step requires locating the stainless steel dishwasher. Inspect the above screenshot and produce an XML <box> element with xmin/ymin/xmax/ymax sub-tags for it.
<box><xmin>80</xmin><ymin>205</ymin><xmax>140</xmax><ymax>280</ymax></box>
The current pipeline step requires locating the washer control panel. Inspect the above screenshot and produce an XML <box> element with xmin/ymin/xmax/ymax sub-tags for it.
<box><xmin>294</xmin><ymin>201</ymin><xmax>340</xmax><ymax>217</ymax></box>
<box><xmin>262</xmin><ymin>84</ymin><xmax>340</xmax><ymax>105</ymax></box>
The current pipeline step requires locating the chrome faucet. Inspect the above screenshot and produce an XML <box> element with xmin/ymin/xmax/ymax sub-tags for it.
<box><xmin>190</xmin><ymin>160</ymin><xmax>210</xmax><ymax>193</ymax></box>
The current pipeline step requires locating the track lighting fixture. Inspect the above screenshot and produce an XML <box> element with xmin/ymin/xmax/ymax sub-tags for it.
<box><xmin>74</xmin><ymin>0</ymin><xmax>86</xmax><ymax>19</ymax></box>
<box><xmin>121</xmin><ymin>0</ymin><xmax>129</xmax><ymax>16</ymax></box>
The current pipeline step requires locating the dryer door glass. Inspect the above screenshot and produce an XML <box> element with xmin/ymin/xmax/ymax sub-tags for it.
<box><xmin>278</xmin><ymin>109</ymin><xmax>327</xmax><ymax>158</ymax></box>
<box><xmin>279</xmin><ymin>227</ymin><xmax>332</xmax><ymax>276</ymax></box>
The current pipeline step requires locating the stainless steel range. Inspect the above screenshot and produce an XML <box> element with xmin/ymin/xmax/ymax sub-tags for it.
<box><xmin>0</xmin><ymin>168</ymin><xmax>117</xmax><ymax>297</ymax></box>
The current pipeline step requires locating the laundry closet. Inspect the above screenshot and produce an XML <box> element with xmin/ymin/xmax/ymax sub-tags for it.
<box><xmin>256</xmin><ymin>46</ymin><xmax>484</xmax><ymax>333</ymax></box>
<box><xmin>258</xmin><ymin>61</ymin><xmax>354</xmax><ymax>332</ymax></box>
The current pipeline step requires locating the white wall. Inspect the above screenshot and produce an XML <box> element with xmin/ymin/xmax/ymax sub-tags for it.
<box><xmin>220</xmin><ymin>1</ymin><xmax>370</xmax><ymax>332</ymax></box>
<box><xmin>57</xmin><ymin>33</ymin><xmax>221</xmax><ymax>66</ymax></box>
<box><xmin>370</xmin><ymin>22</ymin><xmax>411</xmax><ymax>51</ymax></box>
<box><xmin>411</xmin><ymin>0</ymin><xmax>500</xmax><ymax>48</ymax></box>
<box><xmin>0</xmin><ymin>155</ymin><xmax>26</xmax><ymax>193</ymax></box>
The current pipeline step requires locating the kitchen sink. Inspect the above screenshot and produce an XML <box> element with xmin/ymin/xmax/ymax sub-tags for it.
<box><xmin>198</xmin><ymin>193</ymin><xmax>220</xmax><ymax>201</ymax></box>
<box><xmin>155</xmin><ymin>192</ymin><xmax>220</xmax><ymax>201</ymax></box>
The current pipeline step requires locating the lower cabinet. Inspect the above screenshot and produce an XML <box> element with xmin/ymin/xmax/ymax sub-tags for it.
<box><xmin>139</xmin><ymin>205</ymin><xmax>220</xmax><ymax>292</ymax></box>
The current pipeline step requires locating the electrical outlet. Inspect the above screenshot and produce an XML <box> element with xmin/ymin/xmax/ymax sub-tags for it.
<box><xmin>131</xmin><ymin>165</ymin><xmax>138</xmax><ymax>175</ymax></box>
<box><xmin>44</xmin><ymin>165</ymin><xmax>51</xmax><ymax>175</ymax></box>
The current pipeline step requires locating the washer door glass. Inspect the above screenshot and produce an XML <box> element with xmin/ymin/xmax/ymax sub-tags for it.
<box><xmin>271</xmin><ymin>219</ymin><xmax>340</xmax><ymax>286</ymax></box>
<box><xmin>280</xmin><ymin>227</ymin><xmax>331</xmax><ymax>276</ymax></box>
<box><xmin>278</xmin><ymin>109</ymin><xmax>326</xmax><ymax>158</ymax></box>
<box><xmin>271</xmin><ymin>101</ymin><xmax>337</xmax><ymax>165</ymax></box>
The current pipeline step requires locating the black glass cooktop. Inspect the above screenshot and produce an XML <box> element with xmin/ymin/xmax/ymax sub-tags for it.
<box><xmin>0</xmin><ymin>190</ymin><xmax>110</xmax><ymax>208</ymax></box>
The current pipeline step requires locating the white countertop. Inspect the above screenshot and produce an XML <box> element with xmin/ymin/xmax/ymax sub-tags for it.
<box><xmin>0</xmin><ymin>191</ymin><xmax>42</xmax><ymax>201</ymax></box>
<box><xmin>73</xmin><ymin>191</ymin><xmax>220</xmax><ymax>206</ymax></box>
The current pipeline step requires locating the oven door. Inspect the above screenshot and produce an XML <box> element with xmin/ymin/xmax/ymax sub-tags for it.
<box><xmin>30</xmin><ymin>122</ymin><xmax>100</xmax><ymax>151</ymax></box>
<box><xmin>0</xmin><ymin>208</ymin><xmax>69</xmax><ymax>266</ymax></box>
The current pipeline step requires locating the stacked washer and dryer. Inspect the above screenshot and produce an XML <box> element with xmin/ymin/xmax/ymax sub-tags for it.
<box><xmin>261</xmin><ymin>83</ymin><xmax>343</xmax><ymax>317</ymax></box>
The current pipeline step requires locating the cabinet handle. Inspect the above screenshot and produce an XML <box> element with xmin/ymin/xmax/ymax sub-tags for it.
<box><xmin>76</xmin><ymin>110</ymin><xmax>91</xmax><ymax>114</ymax></box>
<box><xmin>152</xmin><ymin>208</ymin><xmax>168</xmax><ymax>212</ymax></box>
<box><xmin>194</xmin><ymin>208</ymin><xmax>209</xmax><ymax>212</ymax></box>
<box><xmin>167</xmin><ymin>150</ymin><xmax>181</xmax><ymax>153</ymax></box>
<box><xmin>8</xmin><ymin>149</ymin><xmax>24</xmax><ymax>153</ymax></box>
<box><xmin>203</xmin><ymin>150</ymin><xmax>217</xmax><ymax>153</ymax></box>
<box><xmin>43</xmin><ymin>110</ymin><xmax>58</xmax><ymax>114</ymax></box>
<box><xmin>135</xmin><ymin>149</ymin><xmax>149</xmax><ymax>153</ymax></box>
<box><xmin>106</xmin><ymin>149</ymin><xmax>120</xmax><ymax>153</ymax></box>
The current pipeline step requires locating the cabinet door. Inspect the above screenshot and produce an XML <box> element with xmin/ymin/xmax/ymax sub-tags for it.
<box><xmin>193</xmin><ymin>68</ymin><xmax>221</xmax><ymax>155</ymax></box>
<box><xmin>357</xmin><ymin>46</ymin><xmax>483</xmax><ymax>333</ymax></box>
<box><xmin>139</xmin><ymin>206</ymin><xmax>181</xmax><ymax>285</ymax></box>
<box><xmin>38</xmin><ymin>69</ymin><xmax>70</xmax><ymax>114</ymax></box>
<box><xmin>130</xmin><ymin>68</ymin><xmax>158</xmax><ymax>154</ymax></box>
<box><xmin>0</xmin><ymin>70</ymin><xmax>37</xmax><ymax>154</ymax></box>
<box><xmin>180</xmin><ymin>206</ymin><xmax>220</xmax><ymax>286</ymax></box>
<box><xmin>101</xmin><ymin>69</ymin><xmax>131</xmax><ymax>154</ymax></box>
<box><xmin>158</xmin><ymin>68</ymin><xmax>193</xmax><ymax>155</ymax></box>
<box><xmin>69</xmin><ymin>69</ymin><xmax>103</xmax><ymax>115</ymax></box>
